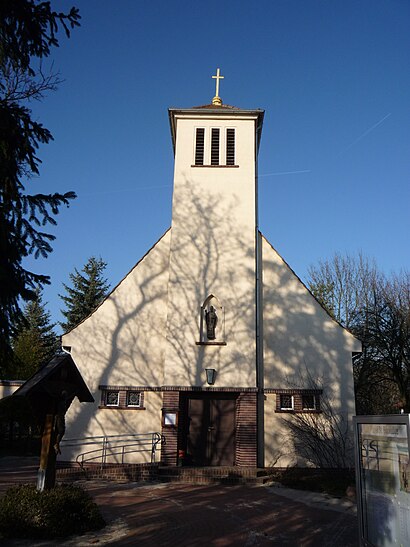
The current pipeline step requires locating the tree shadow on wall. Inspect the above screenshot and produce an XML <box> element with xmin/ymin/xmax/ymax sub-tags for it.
<box><xmin>63</xmin><ymin>178</ymin><xmax>258</xmax><ymax>452</ymax></box>
<box><xmin>261</xmin><ymin>235</ymin><xmax>359</xmax><ymax>466</ymax></box>
<box><xmin>63</xmin><ymin>175</ymin><xmax>360</xmax><ymax>473</ymax></box>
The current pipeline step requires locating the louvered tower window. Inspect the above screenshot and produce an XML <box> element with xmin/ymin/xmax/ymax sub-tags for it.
<box><xmin>195</xmin><ymin>128</ymin><xmax>205</xmax><ymax>165</ymax></box>
<box><xmin>211</xmin><ymin>128</ymin><xmax>220</xmax><ymax>165</ymax></box>
<box><xmin>226</xmin><ymin>129</ymin><xmax>235</xmax><ymax>165</ymax></box>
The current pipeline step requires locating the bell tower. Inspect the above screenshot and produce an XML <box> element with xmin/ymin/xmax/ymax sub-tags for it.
<box><xmin>164</xmin><ymin>70</ymin><xmax>264</xmax><ymax>388</ymax></box>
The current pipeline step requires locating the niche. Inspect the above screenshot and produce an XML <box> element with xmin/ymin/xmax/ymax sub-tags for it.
<box><xmin>199</xmin><ymin>294</ymin><xmax>225</xmax><ymax>344</ymax></box>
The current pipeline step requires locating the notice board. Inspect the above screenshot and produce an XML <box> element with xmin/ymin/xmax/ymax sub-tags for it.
<box><xmin>353</xmin><ymin>415</ymin><xmax>410</xmax><ymax>547</ymax></box>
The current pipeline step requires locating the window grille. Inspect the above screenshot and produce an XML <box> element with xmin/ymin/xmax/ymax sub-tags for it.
<box><xmin>302</xmin><ymin>394</ymin><xmax>316</xmax><ymax>410</ymax></box>
<box><xmin>226</xmin><ymin>128</ymin><xmax>235</xmax><ymax>165</ymax></box>
<box><xmin>127</xmin><ymin>391</ymin><xmax>141</xmax><ymax>407</ymax></box>
<box><xmin>195</xmin><ymin>128</ymin><xmax>205</xmax><ymax>165</ymax></box>
<box><xmin>211</xmin><ymin>128</ymin><xmax>220</xmax><ymax>165</ymax></box>
<box><xmin>106</xmin><ymin>391</ymin><xmax>119</xmax><ymax>406</ymax></box>
<box><xmin>280</xmin><ymin>394</ymin><xmax>294</xmax><ymax>410</ymax></box>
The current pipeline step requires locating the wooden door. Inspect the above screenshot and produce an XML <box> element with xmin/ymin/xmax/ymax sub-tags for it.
<box><xmin>208</xmin><ymin>397</ymin><xmax>236</xmax><ymax>465</ymax></box>
<box><xmin>186</xmin><ymin>398</ymin><xmax>208</xmax><ymax>466</ymax></box>
<box><xmin>186</xmin><ymin>395</ymin><xmax>236</xmax><ymax>466</ymax></box>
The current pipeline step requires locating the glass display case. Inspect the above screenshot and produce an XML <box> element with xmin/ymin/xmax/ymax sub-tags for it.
<box><xmin>353</xmin><ymin>415</ymin><xmax>410</xmax><ymax>547</ymax></box>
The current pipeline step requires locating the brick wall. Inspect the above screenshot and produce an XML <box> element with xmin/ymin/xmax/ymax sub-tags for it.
<box><xmin>57</xmin><ymin>462</ymin><xmax>159</xmax><ymax>482</ymax></box>
<box><xmin>235</xmin><ymin>392</ymin><xmax>257</xmax><ymax>467</ymax></box>
<box><xmin>161</xmin><ymin>391</ymin><xmax>180</xmax><ymax>466</ymax></box>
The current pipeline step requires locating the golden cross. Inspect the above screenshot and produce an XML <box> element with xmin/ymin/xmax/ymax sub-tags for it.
<box><xmin>212</xmin><ymin>68</ymin><xmax>224</xmax><ymax>99</ymax></box>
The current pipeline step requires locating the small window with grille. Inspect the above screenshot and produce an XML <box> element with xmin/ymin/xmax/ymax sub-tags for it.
<box><xmin>226</xmin><ymin>128</ymin><xmax>235</xmax><ymax>165</ymax></box>
<box><xmin>106</xmin><ymin>391</ymin><xmax>119</xmax><ymax>406</ymax></box>
<box><xmin>195</xmin><ymin>128</ymin><xmax>205</xmax><ymax>165</ymax></box>
<box><xmin>275</xmin><ymin>391</ymin><xmax>321</xmax><ymax>413</ymax></box>
<box><xmin>211</xmin><ymin>128</ymin><xmax>220</xmax><ymax>165</ymax></box>
<box><xmin>127</xmin><ymin>391</ymin><xmax>141</xmax><ymax>407</ymax></box>
<box><xmin>280</xmin><ymin>394</ymin><xmax>294</xmax><ymax>411</ymax></box>
<box><xmin>100</xmin><ymin>388</ymin><xmax>145</xmax><ymax>410</ymax></box>
<box><xmin>302</xmin><ymin>394</ymin><xmax>316</xmax><ymax>410</ymax></box>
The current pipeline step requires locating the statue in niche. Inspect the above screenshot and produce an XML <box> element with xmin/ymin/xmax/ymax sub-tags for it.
<box><xmin>205</xmin><ymin>305</ymin><xmax>218</xmax><ymax>340</ymax></box>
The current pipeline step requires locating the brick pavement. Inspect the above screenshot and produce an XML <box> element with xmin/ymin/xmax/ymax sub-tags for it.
<box><xmin>0</xmin><ymin>457</ymin><xmax>359</xmax><ymax>546</ymax></box>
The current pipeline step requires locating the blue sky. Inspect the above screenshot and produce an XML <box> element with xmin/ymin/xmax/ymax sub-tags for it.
<box><xmin>24</xmin><ymin>0</ymin><xmax>410</xmax><ymax>331</ymax></box>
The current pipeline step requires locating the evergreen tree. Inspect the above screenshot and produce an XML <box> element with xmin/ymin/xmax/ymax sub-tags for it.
<box><xmin>12</xmin><ymin>290</ymin><xmax>58</xmax><ymax>379</ymax></box>
<box><xmin>60</xmin><ymin>257</ymin><xmax>110</xmax><ymax>332</ymax></box>
<box><xmin>0</xmin><ymin>1</ymin><xmax>80</xmax><ymax>372</ymax></box>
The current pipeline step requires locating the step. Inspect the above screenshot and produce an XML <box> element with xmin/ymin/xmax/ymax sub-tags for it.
<box><xmin>57</xmin><ymin>464</ymin><xmax>274</xmax><ymax>485</ymax></box>
<box><xmin>157</xmin><ymin>466</ymin><xmax>270</xmax><ymax>485</ymax></box>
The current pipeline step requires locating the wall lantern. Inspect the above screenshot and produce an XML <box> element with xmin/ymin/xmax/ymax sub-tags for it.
<box><xmin>205</xmin><ymin>368</ymin><xmax>216</xmax><ymax>385</ymax></box>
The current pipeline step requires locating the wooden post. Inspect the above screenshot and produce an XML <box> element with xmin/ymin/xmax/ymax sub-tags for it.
<box><xmin>36</xmin><ymin>414</ymin><xmax>57</xmax><ymax>491</ymax></box>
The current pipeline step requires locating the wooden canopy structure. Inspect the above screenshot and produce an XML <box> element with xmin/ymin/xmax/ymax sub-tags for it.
<box><xmin>12</xmin><ymin>352</ymin><xmax>93</xmax><ymax>490</ymax></box>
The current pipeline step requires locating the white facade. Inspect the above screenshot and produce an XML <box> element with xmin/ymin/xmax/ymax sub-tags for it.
<box><xmin>261</xmin><ymin>235</ymin><xmax>359</xmax><ymax>466</ymax></box>
<box><xmin>62</xmin><ymin>101</ymin><xmax>361</xmax><ymax>468</ymax></box>
<box><xmin>164</xmin><ymin>108</ymin><xmax>261</xmax><ymax>388</ymax></box>
<box><xmin>0</xmin><ymin>381</ymin><xmax>24</xmax><ymax>399</ymax></box>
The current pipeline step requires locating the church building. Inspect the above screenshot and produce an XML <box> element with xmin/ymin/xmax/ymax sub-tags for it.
<box><xmin>61</xmin><ymin>70</ymin><xmax>361</xmax><ymax>469</ymax></box>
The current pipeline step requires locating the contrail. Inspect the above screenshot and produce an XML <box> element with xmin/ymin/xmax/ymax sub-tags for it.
<box><xmin>336</xmin><ymin>113</ymin><xmax>392</xmax><ymax>157</ymax></box>
<box><xmin>81</xmin><ymin>184</ymin><xmax>172</xmax><ymax>197</ymax></box>
<box><xmin>260</xmin><ymin>169</ymin><xmax>311</xmax><ymax>177</ymax></box>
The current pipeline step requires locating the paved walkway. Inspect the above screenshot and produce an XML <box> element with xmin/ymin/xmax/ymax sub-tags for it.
<box><xmin>0</xmin><ymin>457</ymin><xmax>359</xmax><ymax>546</ymax></box>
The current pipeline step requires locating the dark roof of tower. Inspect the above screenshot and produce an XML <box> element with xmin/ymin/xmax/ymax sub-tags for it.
<box><xmin>193</xmin><ymin>103</ymin><xmax>242</xmax><ymax>110</ymax></box>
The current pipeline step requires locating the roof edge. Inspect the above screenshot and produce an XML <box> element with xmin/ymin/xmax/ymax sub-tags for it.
<box><xmin>259</xmin><ymin>231</ymin><xmax>362</xmax><ymax>346</ymax></box>
<box><xmin>62</xmin><ymin>228</ymin><xmax>171</xmax><ymax>337</ymax></box>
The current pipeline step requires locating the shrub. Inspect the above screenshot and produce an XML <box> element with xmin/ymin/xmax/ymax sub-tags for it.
<box><xmin>270</xmin><ymin>467</ymin><xmax>355</xmax><ymax>497</ymax></box>
<box><xmin>0</xmin><ymin>484</ymin><xmax>105</xmax><ymax>539</ymax></box>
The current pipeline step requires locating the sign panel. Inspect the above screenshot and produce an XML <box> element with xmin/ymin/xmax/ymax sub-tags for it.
<box><xmin>354</xmin><ymin>415</ymin><xmax>410</xmax><ymax>547</ymax></box>
<box><xmin>164</xmin><ymin>412</ymin><xmax>177</xmax><ymax>426</ymax></box>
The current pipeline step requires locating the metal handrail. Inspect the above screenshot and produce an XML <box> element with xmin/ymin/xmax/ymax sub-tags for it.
<box><xmin>60</xmin><ymin>432</ymin><xmax>162</xmax><ymax>470</ymax></box>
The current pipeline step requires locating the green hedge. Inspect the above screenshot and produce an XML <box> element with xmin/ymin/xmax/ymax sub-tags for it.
<box><xmin>0</xmin><ymin>484</ymin><xmax>105</xmax><ymax>539</ymax></box>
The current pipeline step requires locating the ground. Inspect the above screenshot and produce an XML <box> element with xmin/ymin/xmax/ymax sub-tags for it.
<box><xmin>0</xmin><ymin>457</ymin><xmax>358</xmax><ymax>546</ymax></box>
